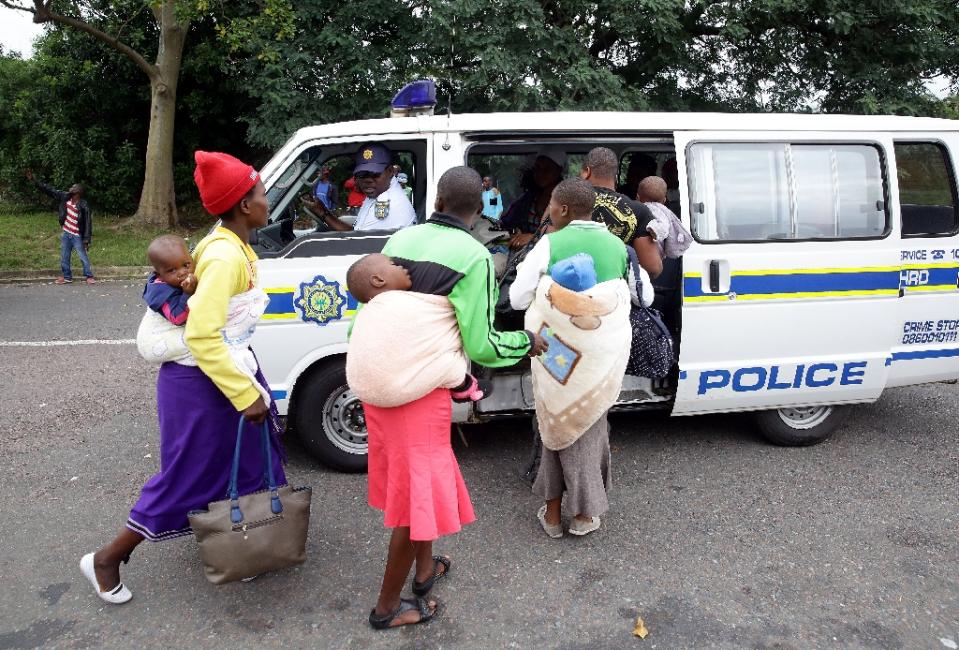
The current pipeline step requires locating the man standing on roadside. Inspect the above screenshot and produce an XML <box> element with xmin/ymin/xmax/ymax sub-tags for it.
<box><xmin>481</xmin><ymin>176</ymin><xmax>503</xmax><ymax>220</ymax></box>
<box><xmin>26</xmin><ymin>169</ymin><xmax>95</xmax><ymax>284</ymax></box>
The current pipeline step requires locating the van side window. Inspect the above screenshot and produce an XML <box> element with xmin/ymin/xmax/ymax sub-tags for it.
<box><xmin>687</xmin><ymin>143</ymin><xmax>887</xmax><ymax>242</ymax></box>
<box><xmin>895</xmin><ymin>142</ymin><xmax>959</xmax><ymax>237</ymax></box>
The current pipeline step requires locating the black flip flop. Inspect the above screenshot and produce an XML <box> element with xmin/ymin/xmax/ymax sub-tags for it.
<box><xmin>412</xmin><ymin>555</ymin><xmax>451</xmax><ymax>596</ymax></box>
<box><xmin>368</xmin><ymin>597</ymin><xmax>436</xmax><ymax>630</ymax></box>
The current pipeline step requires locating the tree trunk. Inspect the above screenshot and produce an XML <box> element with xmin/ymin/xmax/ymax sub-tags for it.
<box><xmin>134</xmin><ymin>2</ymin><xmax>187</xmax><ymax>228</ymax></box>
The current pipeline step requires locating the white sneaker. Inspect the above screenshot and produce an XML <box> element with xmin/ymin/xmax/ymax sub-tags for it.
<box><xmin>537</xmin><ymin>505</ymin><xmax>563</xmax><ymax>538</ymax></box>
<box><xmin>568</xmin><ymin>516</ymin><xmax>601</xmax><ymax>536</ymax></box>
<box><xmin>80</xmin><ymin>553</ymin><xmax>132</xmax><ymax>604</ymax></box>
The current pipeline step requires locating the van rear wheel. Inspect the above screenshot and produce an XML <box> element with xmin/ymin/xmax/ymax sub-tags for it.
<box><xmin>292</xmin><ymin>360</ymin><xmax>368</xmax><ymax>472</ymax></box>
<box><xmin>753</xmin><ymin>405</ymin><xmax>845</xmax><ymax>447</ymax></box>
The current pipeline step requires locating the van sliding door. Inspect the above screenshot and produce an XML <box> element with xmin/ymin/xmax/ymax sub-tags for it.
<box><xmin>887</xmin><ymin>136</ymin><xmax>959</xmax><ymax>386</ymax></box>
<box><xmin>671</xmin><ymin>132</ymin><xmax>900</xmax><ymax>415</ymax></box>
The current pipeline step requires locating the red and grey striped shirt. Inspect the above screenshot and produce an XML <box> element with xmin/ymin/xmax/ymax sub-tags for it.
<box><xmin>63</xmin><ymin>199</ymin><xmax>80</xmax><ymax>236</ymax></box>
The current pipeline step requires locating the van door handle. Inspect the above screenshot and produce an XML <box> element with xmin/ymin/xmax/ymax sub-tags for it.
<box><xmin>709</xmin><ymin>260</ymin><xmax>721</xmax><ymax>293</ymax></box>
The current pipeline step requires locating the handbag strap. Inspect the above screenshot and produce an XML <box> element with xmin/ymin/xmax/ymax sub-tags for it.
<box><xmin>626</xmin><ymin>245</ymin><xmax>673</xmax><ymax>340</ymax></box>
<box><xmin>229</xmin><ymin>417</ymin><xmax>283</xmax><ymax>524</ymax></box>
<box><xmin>626</xmin><ymin>245</ymin><xmax>647</xmax><ymax>309</ymax></box>
<box><xmin>499</xmin><ymin>215</ymin><xmax>553</xmax><ymax>288</ymax></box>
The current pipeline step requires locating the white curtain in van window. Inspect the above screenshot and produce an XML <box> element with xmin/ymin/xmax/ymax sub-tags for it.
<box><xmin>792</xmin><ymin>145</ymin><xmax>884</xmax><ymax>238</ymax></box>
<box><xmin>688</xmin><ymin>142</ymin><xmax>885</xmax><ymax>241</ymax></box>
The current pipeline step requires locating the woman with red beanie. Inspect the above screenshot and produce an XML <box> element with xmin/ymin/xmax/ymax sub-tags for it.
<box><xmin>80</xmin><ymin>151</ymin><xmax>285</xmax><ymax>604</ymax></box>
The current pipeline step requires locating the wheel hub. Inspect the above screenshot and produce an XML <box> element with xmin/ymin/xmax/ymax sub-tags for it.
<box><xmin>322</xmin><ymin>386</ymin><xmax>368</xmax><ymax>454</ymax></box>
<box><xmin>777</xmin><ymin>405</ymin><xmax>832</xmax><ymax>430</ymax></box>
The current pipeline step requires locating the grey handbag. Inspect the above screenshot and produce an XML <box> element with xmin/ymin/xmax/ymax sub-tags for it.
<box><xmin>188</xmin><ymin>417</ymin><xmax>312</xmax><ymax>585</ymax></box>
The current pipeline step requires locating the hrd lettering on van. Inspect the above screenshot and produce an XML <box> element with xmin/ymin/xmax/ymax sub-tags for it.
<box><xmin>900</xmin><ymin>269</ymin><xmax>929</xmax><ymax>286</ymax></box>
<box><xmin>696</xmin><ymin>362</ymin><xmax>868</xmax><ymax>395</ymax></box>
<box><xmin>249</xmin><ymin>95</ymin><xmax>959</xmax><ymax>471</ymax></box>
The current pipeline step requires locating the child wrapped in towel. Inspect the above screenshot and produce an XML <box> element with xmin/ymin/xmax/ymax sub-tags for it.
<box><xmin>345</xmin><ymin>253</ymin><xmax>491</xmax><ymax>407</ymax></box>
<box><xmin>510</xmin><ymin>177</ymin><xmax>651</xmax><ymax>538</ymax></box>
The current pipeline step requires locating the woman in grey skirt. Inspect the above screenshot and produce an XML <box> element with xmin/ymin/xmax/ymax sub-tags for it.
<box><xmin>508</xmin><ymin>178</ymin><xmax>644</xmax><ymax>538</ymax></box>
<box><xmin>533</xmin><ymin>414</ymin><xmax>612</xmax><ymax>536</ymax></box>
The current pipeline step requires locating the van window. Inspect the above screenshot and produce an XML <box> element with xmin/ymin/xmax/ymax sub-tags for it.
<box><xmin>257</xmin><ymin>139</ymin><xmax>427</xmax><ymax>254</ymax></box>
<box><xmin>687</xmin><ymin>142</ymin><xmax>887</xmax><ymax>241</ymax></box>
<box><xmin>895</xmin><ymin>142</ymin><xmax>959</xmax><ymax>237</ymax></box>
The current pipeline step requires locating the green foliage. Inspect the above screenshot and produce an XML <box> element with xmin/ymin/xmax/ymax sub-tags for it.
<box><xmin>0</xmin><ymin>4</ymin><xmax>266</xmax><ymax>213</ymax></box>
<box><xmin>236</xmin><ymin>0</ymin><xmax>958</xmax><ymax>149</ymax></box>
<box><xmin>0</xmin><ymin>32</ymin><xmax>148</xmax><ymax>212</ymax></box>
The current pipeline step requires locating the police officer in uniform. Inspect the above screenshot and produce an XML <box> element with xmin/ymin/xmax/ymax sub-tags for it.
<box><xmin>318</xmin><ymin>142</ymin><xmax>416</xmax><ymax>231</ymax></box>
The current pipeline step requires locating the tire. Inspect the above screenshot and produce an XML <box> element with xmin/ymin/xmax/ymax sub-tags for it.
<box><xmin>291</xmin><ymin>359</ymin><xmax>368</xmax><ymax>472</ymax></box>
<box><xmin>753</xmin><ymin>405</ymin><xmax>846</xmax><ymax>447</ymax></box>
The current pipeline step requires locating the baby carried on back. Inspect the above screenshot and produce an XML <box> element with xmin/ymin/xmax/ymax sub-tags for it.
<box><xmin>134</xmin><ymin>233</ymin><xmax>272</xmax><ymax>406</ymax></box>
<box><xmin>345</xmin><ymin>253</ymin><xmax>488</xmax><ymax>408</ymax></box>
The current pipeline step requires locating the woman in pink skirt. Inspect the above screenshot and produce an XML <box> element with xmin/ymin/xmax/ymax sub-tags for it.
<box><xmin>346</xmin><ymin>166</ymin><xmax>547</xmax><ymax>629</ymax></box>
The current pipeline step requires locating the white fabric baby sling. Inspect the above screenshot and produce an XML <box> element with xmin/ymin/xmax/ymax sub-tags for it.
<box><xmin>135</xmin><ymin>287</ymin><xmax>272</xmax><ymax>405</ymax></box>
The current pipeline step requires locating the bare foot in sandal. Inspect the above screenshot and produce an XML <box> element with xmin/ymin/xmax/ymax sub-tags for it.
<box><xmin>369</xmin><ymin>597</ymin><xmax>437</xmax><ymax>629</ymax></box>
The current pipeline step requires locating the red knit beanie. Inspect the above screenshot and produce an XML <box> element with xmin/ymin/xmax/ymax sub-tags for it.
<box><xmin>193</xmin><ymin>150</ymin><xmax>260</xmax><ymax>215</ymax></box>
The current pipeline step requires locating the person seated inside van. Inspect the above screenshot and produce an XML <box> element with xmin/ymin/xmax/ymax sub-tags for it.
<box><xmin>500</xmin><ymin>148</ymin><xmax>566</xmax><ymax>250</ymax></box>
<box><xmin>619</xmin><ymin>152</ymin><xmax>657</xmax><ymax>201</ymax></box>
<box><xmin>661</xmin><ymin>157</ymin><xmax>681</xmax><ymax>215</ymax></box>
<box><xmin>317</xmin><ymin>143</ymin><xmax>416</xmax><ymax>232</ymax></box>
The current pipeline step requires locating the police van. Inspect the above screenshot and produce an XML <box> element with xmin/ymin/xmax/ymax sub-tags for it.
<box><xmin>250</xmin><ymin>87</ymin><xmax>959</xmax><ymax>471</ymax></box>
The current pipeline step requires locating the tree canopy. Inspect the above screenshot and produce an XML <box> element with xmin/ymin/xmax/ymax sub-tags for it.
<box><xmin>1</xmin><ymin>0</ymin><xmax>957</xmax><ymax>214</ymax></box>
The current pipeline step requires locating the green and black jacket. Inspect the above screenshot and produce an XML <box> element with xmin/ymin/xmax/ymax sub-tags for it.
<box><xmin>383</xmin><ymin>212</ymin><xmax>533</xmax><ymax>367</ymax></box>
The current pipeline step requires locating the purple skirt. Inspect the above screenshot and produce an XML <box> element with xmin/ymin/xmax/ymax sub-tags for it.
<box><xmin>127</xmin><ymin>362</ymin><xmax>286</xmax><ymax>542</ymax></box>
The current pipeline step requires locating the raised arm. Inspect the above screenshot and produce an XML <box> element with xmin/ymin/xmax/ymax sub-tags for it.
<box><xmin>30</xmin><ymin>174</ymin><xmax>68</xmax><ymax>202</ymax></box>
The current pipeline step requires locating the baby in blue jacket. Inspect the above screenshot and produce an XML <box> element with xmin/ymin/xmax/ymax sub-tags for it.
<box><xmin>143</xmin><ymin>235</ymin><xmax>196</xmax><ymax>325</ymax></box>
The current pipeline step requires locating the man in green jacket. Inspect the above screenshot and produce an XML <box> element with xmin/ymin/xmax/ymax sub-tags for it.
<box><xmin>382</xmin><ymin>166</ymin><xmax>548</xmax><ymax>366</ymax></box>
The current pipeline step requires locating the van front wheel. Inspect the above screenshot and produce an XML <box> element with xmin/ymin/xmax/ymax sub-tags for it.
<box><xmin>753</xmin><ymin>405</ymin><xmax>845</xmax><ymax>447</ymax></box>
<box><xmin>292</xmin><ymin>360</ymin><xmax>368</xmax><ymax>472</ymax></box>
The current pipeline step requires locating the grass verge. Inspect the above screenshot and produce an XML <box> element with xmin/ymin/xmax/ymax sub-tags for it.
<box><xmin>0</xmin><ymin>203</ymin><xmax>204</xmax><ymax>272</ymax></box>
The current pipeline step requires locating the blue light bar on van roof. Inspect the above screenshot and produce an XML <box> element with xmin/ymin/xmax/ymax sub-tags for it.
<box><xmin>390</xmin><ymin>80</ymin><xmax>437</xmax><ymax>117</ymax></box>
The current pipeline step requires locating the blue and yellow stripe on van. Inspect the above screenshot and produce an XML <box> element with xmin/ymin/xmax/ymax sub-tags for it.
<box><xmin>261</xmin><ymin>286</ymin><xmax>359</xmax><ymax>322</ymax></box>
<box><xmin>899</xmin><ymin>262</ymin><xmax>959</xmax><ymax>294</ymax></box>
<box><xmin>683</xmin><ymin>266</ymin><xmax>902</xmax><ymax>303</ymax></box>
<box><xmin>262</xmin><ymin>287</ymin><xmax>298</xmax><ymax>320</ymax></box>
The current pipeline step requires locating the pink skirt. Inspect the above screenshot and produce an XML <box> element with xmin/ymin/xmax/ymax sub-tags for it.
<box><xmin>365</xmin><ymin>388</ymin><xmax>476</xmax><ymax>541</ymax></box>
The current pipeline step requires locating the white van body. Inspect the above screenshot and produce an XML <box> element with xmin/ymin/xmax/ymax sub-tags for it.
<box><xmin>250</xmin><ymin>112</ymin><xmax>959</xmax><ymax>470</ymax></box>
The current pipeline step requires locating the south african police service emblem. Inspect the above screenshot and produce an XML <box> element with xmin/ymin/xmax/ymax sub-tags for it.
<box><xmin>295</xmin><ymin>275</ymin><xmax>346</xmax><ymax>326</ymax></box>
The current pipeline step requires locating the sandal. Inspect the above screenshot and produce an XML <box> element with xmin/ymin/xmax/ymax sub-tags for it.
<box><xmin>369</xmin><ymin>597</ymin><xmax>436</xmax><ymax>630</ymax></box>
<box><xmin>412</xmin><ymin>555</ymin><xmax>451</xmax><ymax>596</ymax></box>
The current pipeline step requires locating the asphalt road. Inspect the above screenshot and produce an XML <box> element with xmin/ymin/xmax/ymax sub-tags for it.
<box><xmin>0</xmin><ymin>281</ymin><xmax>956</xmax><ymax>650</ymax></box>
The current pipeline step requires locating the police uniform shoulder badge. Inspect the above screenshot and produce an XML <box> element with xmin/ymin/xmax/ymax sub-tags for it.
<box><xmin>374</xmin><ymin>200</ymin><xmax>390</xmax><ymax>220</ymax></box>
<box><xmin>295</xmin><ymin>274</ymin><xmax>346</xmax><ymax>326</ymax></box>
